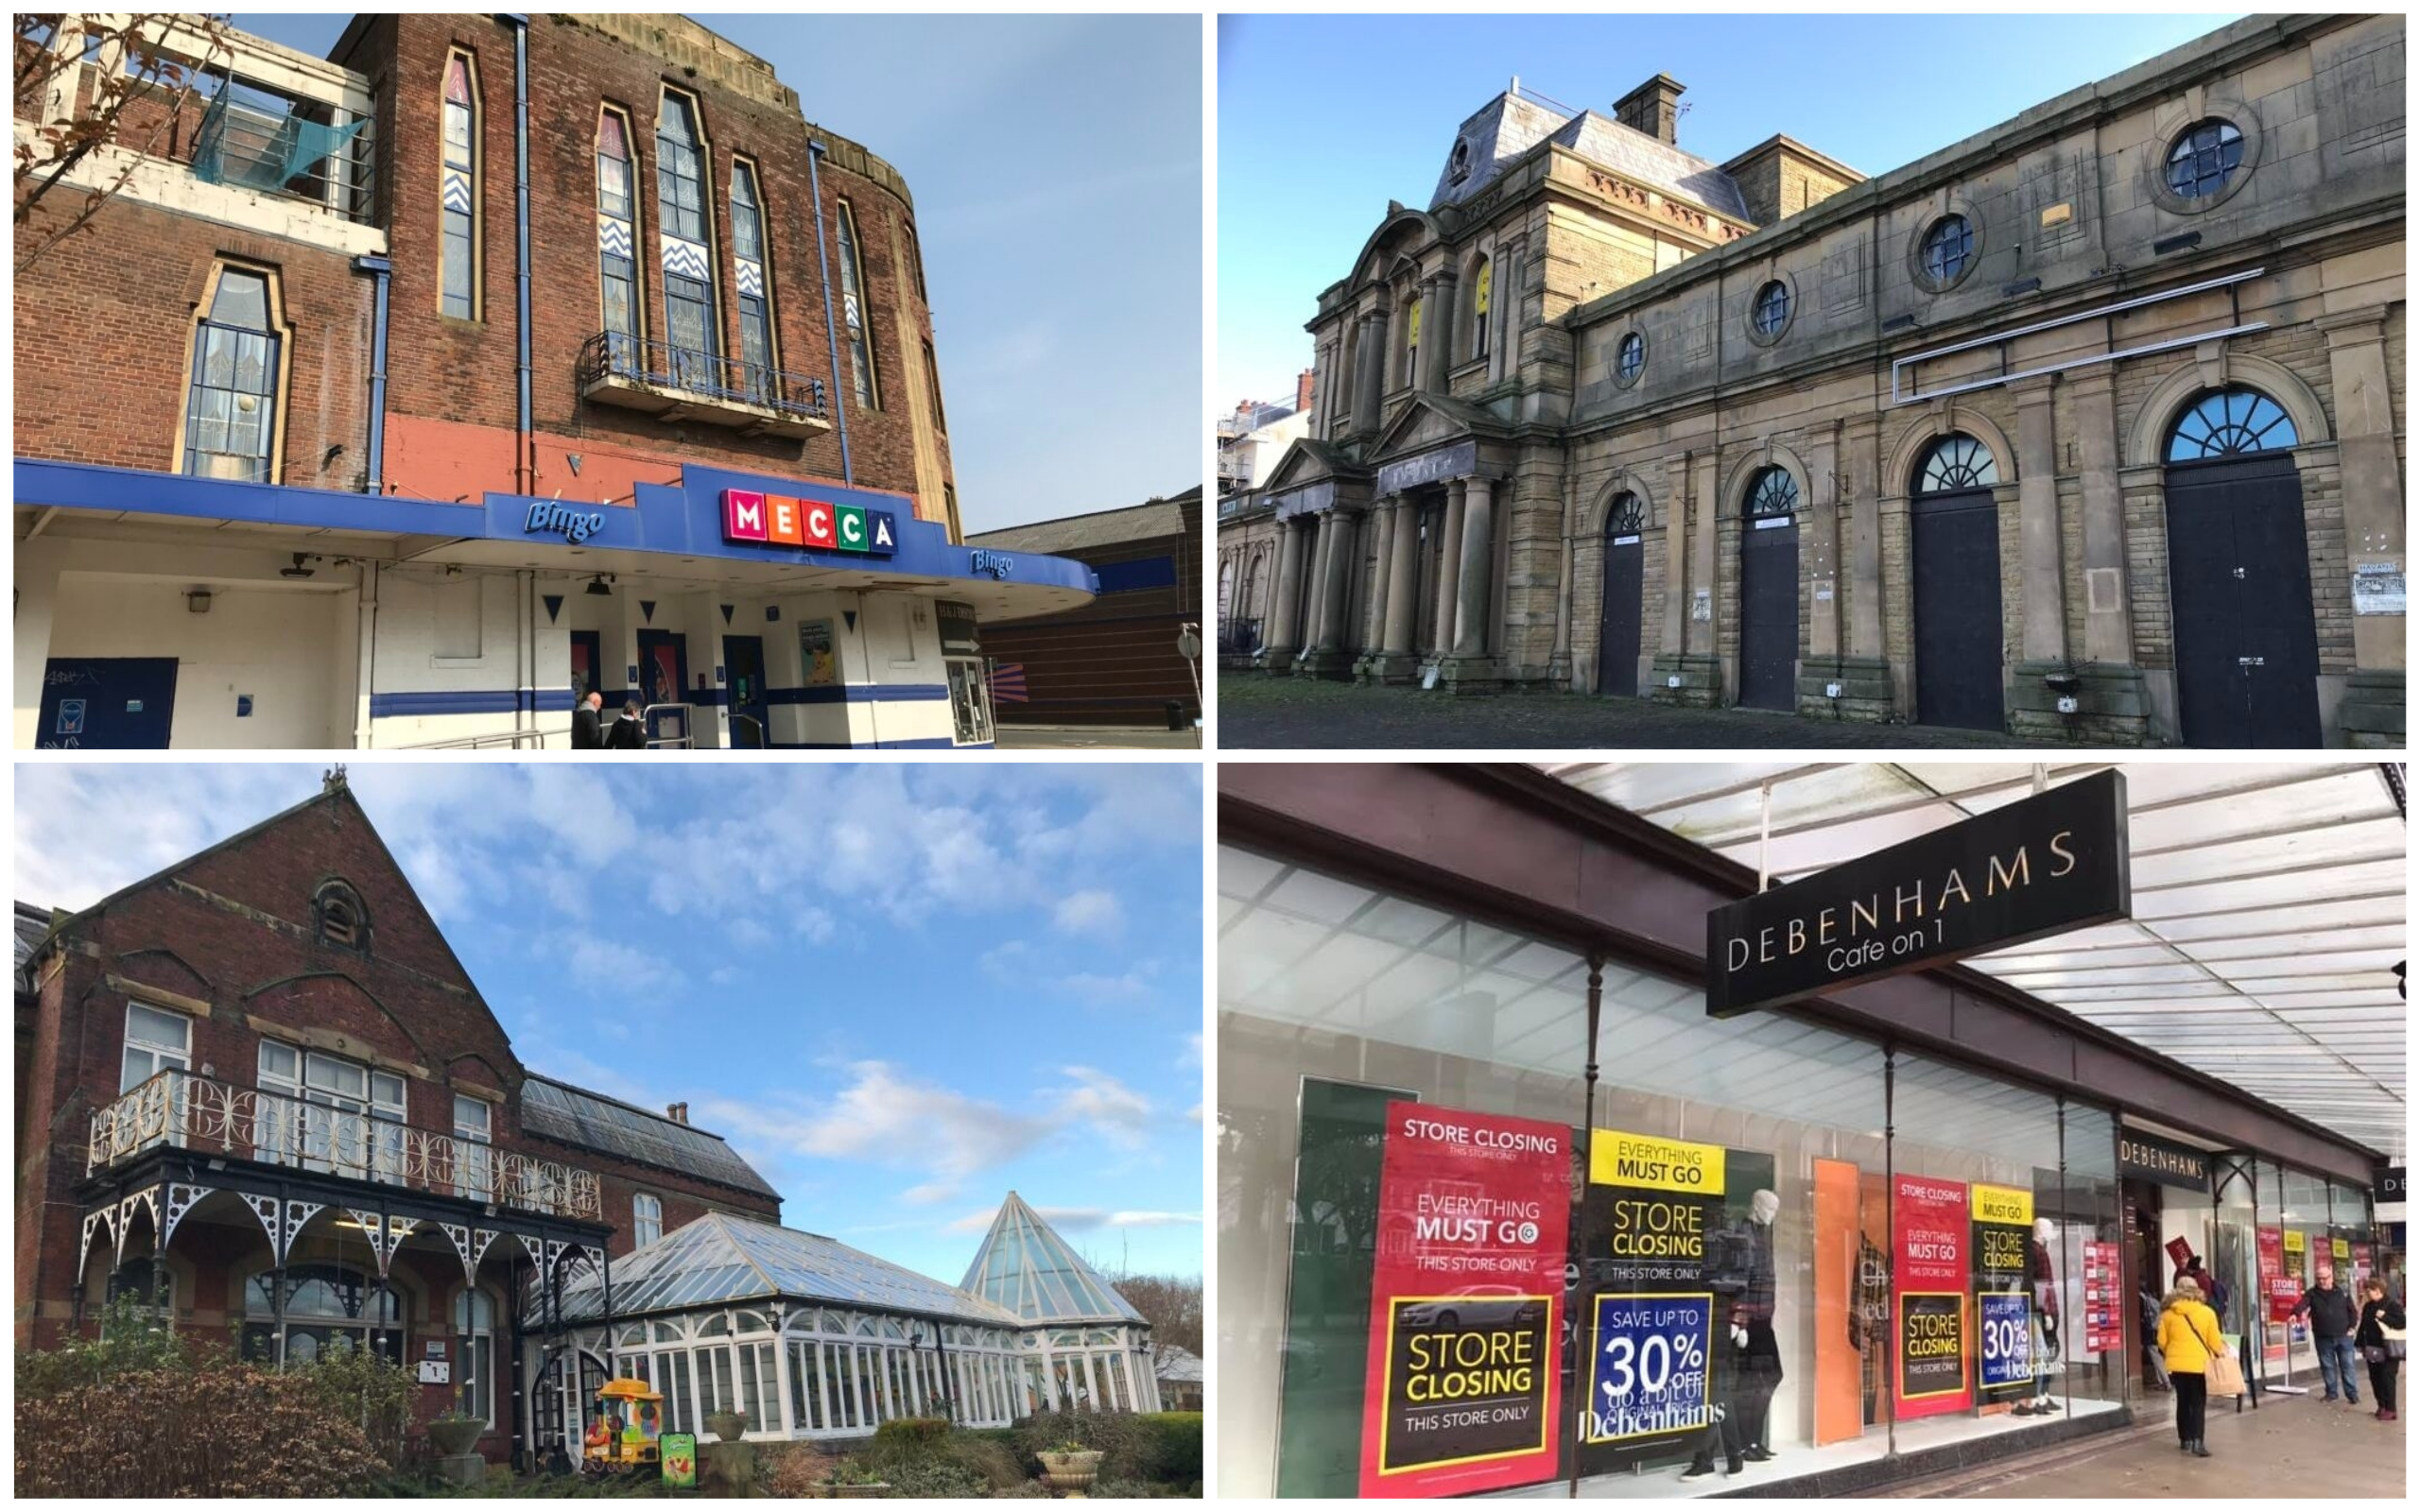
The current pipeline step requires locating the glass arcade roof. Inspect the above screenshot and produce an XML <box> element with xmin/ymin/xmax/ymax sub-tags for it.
<box><xmin>520</xmin><ymin>1076</ymin><xmax>779</xmax><ymax>1199</ymax></box>
<box><xmin>960</xmin><ymin>1192</ymin><xmax>1147</xmax><ymax>1325</ymax></box>
<box><xmin>550</xmin><ymin>1211</ymin><xmax>1023</xmax><ymax>1326</ymax></box>
<box><xmin>1538</xmin><ymin>763</ymin><xmax>2406</xmax><ymax>1158</ymax></box>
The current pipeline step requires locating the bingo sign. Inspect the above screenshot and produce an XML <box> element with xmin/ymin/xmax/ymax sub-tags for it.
<box><xmin>1358</xmin><ymin>1102</ymin><xmax>1568</xmax><ymax>1499</ymax></box>
<box><xmin>722</xmin><ymin>489</ymin><xmax>898</xmax><ymax>557</ymax></box>
<box><xmin>1586</xmin><ymin>1294</ymin><xmax>1713</xmax><ymax>1443</ymax></box>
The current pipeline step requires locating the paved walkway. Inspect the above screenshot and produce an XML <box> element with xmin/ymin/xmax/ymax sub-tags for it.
<box><xmin>1879</xmin><ymin>1387</ymin><xmax>2405</xmax><ymax>1499</ymax></box>
<box><xmin>1219</xmin><ymin>677</ymin><xmax>2072</xmax><ymax>750</ymax></box>
<box><xmin>996</xmin><ymin>723</ymin><xmax>1202</xmax><ymax>749</ymax></box>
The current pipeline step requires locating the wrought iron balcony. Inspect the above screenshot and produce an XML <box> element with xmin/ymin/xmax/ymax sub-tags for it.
<box><xmin>87</xmin><ymin>1069</ymin><xmax>601</xmax><ymax>1222</ymax></box>
<box><xmin>577</xmin><ymin>332</ymin><xmax>831</xmax><ymax>439</ymax></box>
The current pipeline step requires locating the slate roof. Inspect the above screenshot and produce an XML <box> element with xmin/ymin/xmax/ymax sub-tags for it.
<box><xmin>547</xmin><ymin>1211</ymin><xmax>1024</xmax><ymax>1326</ymax></box>
<box><xmin>1431</xmin><ymin>89</ymin><xmax>1748</xmax><ymax>222</ymax></box>
<box><xmin>520</xmin><ymin>1074</ymin><xmax>780</xmax><ymax>1200</ymax></box>
<box><xmin>966</xmin><ymin>485</ymin><xmax>1201</xmax><ymax>556</ymax></box>
<box><xmin>959</xmin><ymin>1192</ymin><xmax>1147</xmax><ymax>1326</ymax></box>
<box><xmin>16</xmin><ymin>901</ymin><xmax>54</xmax><ymax>996</ymax></box>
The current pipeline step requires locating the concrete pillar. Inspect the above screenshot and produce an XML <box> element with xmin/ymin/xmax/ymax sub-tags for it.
<box><xmin>1687</xmin><ymin>451</ymin><xmax>1720</xmax><ymax>658</ymax></box>
<box><xmin>1263</xmin><ymin>519</ymin><xmax>1306</xmax><ymax>664</ymax></box>
<box><xmin>2069</xmin><ymin>369</ymin><xmax>2132</xmax><ymax>665</ymax></box>
<box><xmin>12</xmin><ymin>536</ymin><xmax>62</xmax><ymax>750</ymax></box>
<box><xmin>1808</xmin><ymin>421</ymin><xmax>1842</xmax><ymax>661</ymax></box>
<box><xmin>2320</xmin><ymin>308</ymin><xmax>2407</xmax><ymax>745</ymax></box>
<box><xmin>1452</xmin><ymin>476</ymin><xmax>1495</xmax><ymax>657</ymax></box>
<box><xmin>1300</xmin><ymin>513</ymin><xmax>1335</xmax><ymax>656</ymax></box>
<box><xmin>1364</xmin><ymin>501</ymin><xmax>1396</xmax><ymax>656</ymax></box>
<box><xmin>1315</xmin><ymin>510</ymin><xmax>1356</xmax><ymax>652</ymax></box>
<box><xmin>1844</xmin><ymin>417</ymin><xmax>1886</xmax><ymax>660</ymax></box>
<box><xmin>1353</xmin><ymin>309</ymin><xmax>1390</xmax><ymax>436</ymax></box>
<box><xmin>2014</xmin><ymin>377</ymin><xmax>2066</xmax><ymax>662</ymax></box>
<box><xmin>1383</xmin><ymin>497</ymin><xmax>1421</xmax><ymax>656</ymax></box>
<box><xmin>1422</xmin><ymin>273</ymin><xmax>1458</xmax><ymax>392</ymax></box>
<box><xmin>1662</xmin><ymin>452</ymin><xmax>1691</xmax><ymax>657</ymax></box>
<box><xmin>1432</xmin><ymin>481</ymin><xmax>1468</xmax><ymax>659</ymax></box>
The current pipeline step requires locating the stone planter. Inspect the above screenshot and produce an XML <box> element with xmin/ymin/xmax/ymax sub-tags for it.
<box><xmin>1039</xmin><ymin>1450</ymin><xmax>1103</xmax><ymax>1496</ymax></box>
<box><xmin>705</xmin><ymin>1411</ymin><xmax>750</xmax><ymax>1444</ymax></box>
<box><xmin>428</xmin><ymin>1418</ymin><xmax>486</xmax><ymax>1458</ymax></box>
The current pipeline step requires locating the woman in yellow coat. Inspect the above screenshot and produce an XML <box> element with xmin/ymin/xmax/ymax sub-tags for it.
<box><xmin>2157</xmin><ymin>1278</ymin><xmax>2227</xmax><ymax>1457</ymax></box>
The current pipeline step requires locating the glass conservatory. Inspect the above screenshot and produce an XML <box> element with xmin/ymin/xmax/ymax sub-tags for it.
<box><xmin>532</xmin><ymin>1202</ymin><xmax>1156</xmax><ymax>1455</ymax></box>
<box><xmin>960</xmin><ymin>1192</ymin><xmax>1162</xmax><ymax>1415</ymax></box>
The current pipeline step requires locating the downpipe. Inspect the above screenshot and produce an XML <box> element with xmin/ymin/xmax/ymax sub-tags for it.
<box><xmin>807</xmin><ymin>139</ymin><xmax>854</xmax><ymax>483</ymax></box>
<box><xmin>506</xmin><ymin>14</ymin><xmax>532</xmax><ymax>492</ymax></box>
<box><xmin>354</xmin><ymin>254</ymin><xmax>390</xmax><ymax>490</ymax></box>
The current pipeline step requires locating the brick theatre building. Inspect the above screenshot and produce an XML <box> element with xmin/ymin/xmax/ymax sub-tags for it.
<box><xmin>15</xmin><ymin>13</ymin><xmax>1094</xmax><ymax>749</ymax></box>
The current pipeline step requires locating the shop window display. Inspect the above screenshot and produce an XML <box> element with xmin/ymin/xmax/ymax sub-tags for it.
<box><xmin>1218</xmin><ymin>847</ymin><xmax>2141</xmax><ymax>1499</ymax></box>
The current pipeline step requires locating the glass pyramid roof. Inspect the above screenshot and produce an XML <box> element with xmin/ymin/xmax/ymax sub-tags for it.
<box><xmin>959</xmin><ymin>1192</ymin><xmax>1146</xmax><ymax>1326</ymax></box>
<box><xmin>550</xmin><ymin>1211</ymin><xmax>1023</xmax><ymax>1327</ymax></box>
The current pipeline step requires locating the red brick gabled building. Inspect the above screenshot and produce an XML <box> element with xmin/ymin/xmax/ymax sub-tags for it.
<box><xmin>13</xmin><ymin>769</ymin><xmax>779</xmax><ymax>1465</ymax></box>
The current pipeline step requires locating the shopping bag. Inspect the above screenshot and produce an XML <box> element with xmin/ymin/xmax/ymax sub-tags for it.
<box><xmin>2206</xmin><ymin>1349</ymin><xmax>2247</xmax><ymax>1398</ymax></box>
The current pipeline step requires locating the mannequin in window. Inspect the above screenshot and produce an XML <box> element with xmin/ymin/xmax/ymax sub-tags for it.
<box><xmin>1684</xmin><ymin>1188</ymin><xmax>1783</xmax><ymax>1479</ymax></box>
<box><xmin>2014</xmin><ymin>1216</ymin><xmax>2063</xmax><ymax>1415</ymax></box>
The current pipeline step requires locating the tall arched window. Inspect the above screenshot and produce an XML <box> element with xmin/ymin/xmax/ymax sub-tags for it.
<box><xmin>2167</xmin><ymin>387</ymin><xmax>2298</xmax><ymax>462</ymax></box>
<box><xmin>596</xmin><ymin>107</ymin><xmax>639</xmax><ymax>363</ymax></box>
<box><xmin>656</xmin><ymin>90</ymin><xmax>717</xmax><ymax>389</ymax></box>
<box><xmin>731</xmin><ymin>158</ymin><xmax>775</xmax><ymax>403</ymax></box>
<box><xmin>1471</xmin><ymin>257</ymin><xmax>1492</xmax><ymax>360</ymax></box>
<box><xmin>1404</xmin><ymin>294</ymin><xmax>1421</xmax><ymax>385</ymax></box>
<box><xmin>1744</xmin><ymin>466</ymin><xmax>1799</xmax><ymax>517</ymax></box>
<box><xmin>440</xmin><ymin>51</ymin><xmax>478</xmax><ymax>320</ymax></box>
<box><xmin>1914</xmin><ymin>434</ymin><xmax>1999</xmax><ymax>492</ymax></box>
<box><xmin>182</xmin><ymin>265</ymin><xmax>285</xmax><ymax>482</ymax></box>
<box><xmin>836</xmin><ymin>199</ymin><xmax>878</xmax><ymax>409</ymax></box>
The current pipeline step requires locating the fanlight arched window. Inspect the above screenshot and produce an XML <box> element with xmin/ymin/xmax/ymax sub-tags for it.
<box><xmin>1915</xmin><ymin>434</ymin><xmax>1999</xmax><ymax>492</ymax></box>
<box><xmin>315</xmin><ymin>880</ymin><xmax>369</xmax><ymax>951</ymax></box>
<box><xmin>1744</xmin><ymin>466</ymin><xmax>1799</xmax><ymax>518</ymax></box>
<box><xmin>2167</xmin><ymin>387</ymin><xmax>2298</xmax><ymax>463</ymax></box>
<box><xmin>1606</xmin><ymin>492</ymin><xmax>1645</xmax><ymax>539</ymax></box>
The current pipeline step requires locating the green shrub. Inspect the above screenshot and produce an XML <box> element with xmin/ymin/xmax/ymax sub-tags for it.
<box><xmin>17</xmin><ymin>1295</ymin><xmax>220</xmax><ymax>1400</ymax></box>
<box><xmin>1092</xmin><ymin>1476</ymin><xmax>1194</xmax><ymax>1499</ymax></box>
<box><xmin>872</xmin><ymin>1415</ymin><xmax>952</xmax><ymax>1451</ymax></box>
<box><xmin>884</xmin><ymin>1458</ymin><xmax>987</xmax><ymax>1498</ymax></box>
<box><xmin>16</xmin><ymin>1361</ymin><xmax>386</xmax><ymax>1495</ymax></box>
<box><xmin>1135</xmin><ymin>1412</ymin><xmax>1202</xmax><ymax>1483</ymax></box>
<box><xmin>862</xmin><ymin>1423</ymin><xmax>1024</xmax><ymax>1493</ymax></box>
<box><xmin>1008</xmin><ymin>1410</ymin><xmax>1150</xmax><ymax>1479</ymax></box>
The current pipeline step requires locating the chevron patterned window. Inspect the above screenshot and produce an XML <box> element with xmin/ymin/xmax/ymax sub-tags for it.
<box><xmin>440</xmin><ymin>52</ymin><xmax>477</xmax><ymax>320</ymax></box>
<box><xmin>596</xmin><ymin>108</ymin><xmax>638</xmax><ymax>353</ymax></box>
<box><xmin>657</xmin><ymin>91</ymin><xmax>717</xmax><ymax>382</ymax></box>
<box><xmin>733</xmin><ymin>160</ymin><xmax>774</xmax><ymax>403</ymax></box>
<box><xmin>837</xmin><ymin>199</ymin><xmax>878</xmax><ymax>409</ymax></box>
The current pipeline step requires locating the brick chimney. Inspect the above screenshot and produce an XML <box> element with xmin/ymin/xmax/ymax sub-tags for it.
<box><xmin>1296</xmin><ymin>369</ymin><xmax>1314</xmax><ymax>414</ymax></box>
<box><xmin>1614</xmin><ymin>74</ymin><xmax>1686</xmax><ymax>146</ymax></box>
<box><xmin>666</xmin><ymin>1101</ymin><xmax>689</xmax><ymax>1125</ymax></box>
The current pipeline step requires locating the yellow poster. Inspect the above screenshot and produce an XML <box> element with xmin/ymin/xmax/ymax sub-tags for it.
<box><xmin>1970</xmin><ymin>1184</ymin><xmax>2032</xmax><ymax>1227</ymax></box>
<box><xmin>2284</xmin><ymin>1229</ymin><xmax>2308</xmax><ymax>1257</ymax></box>
<box><xmin>2332</xmin><ymin>1238</ymin><xmax>2351</xmax><ymax>1263</ymax></box>
<box><xmin>1589</xmin><ymin>1129</ymin><xmax>1726</xmax><ymax>1194</ymax></box>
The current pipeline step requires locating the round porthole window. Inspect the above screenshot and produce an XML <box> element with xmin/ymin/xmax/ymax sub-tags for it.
<box><xmin>1616</xmin><ymin>332</ymin><xmax>1645</xmax><ymax>386</ymax></box>
<box><xmin>1750</xmin><ymin>280</ymin><xmax>1791</xmax><ymax>341</ymax></box>
<box><xmin>1919</xmin><ymin>214</ymin><xmax>1975</xmax><ymax>288</ymax></box>
<box><xmin>2165</xmin><ymin>118</ymin><xmax>2244</xmax><ymax>200</ymax></box>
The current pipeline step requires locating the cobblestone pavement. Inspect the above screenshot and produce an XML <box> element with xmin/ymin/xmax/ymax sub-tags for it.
<box><xmin>1219</xmin><ymin>676</ymin><xmax>2077</xmax><ymax>750</ymax></box>
<box><xmin>1878</xmin><ymin>1384</ymin><xmax>2402</xmax><ymax>1499</ymax></box>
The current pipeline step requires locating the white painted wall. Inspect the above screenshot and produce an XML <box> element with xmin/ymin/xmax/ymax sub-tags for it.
<box><xmin>46</xmin><ymin>574</ymin><xmax>355</xmax><ymax>747</ymax></box>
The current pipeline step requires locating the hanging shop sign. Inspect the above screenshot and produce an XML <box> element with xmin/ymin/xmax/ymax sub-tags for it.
<box><xmin>2377</xmin><ymin>1167</ymin><xmax>2406</xmax><ymax>1203</ymax></box>
<box><xmin>2081</xmin><ymin>1241</ymin><xmax>2123</xmax><ymax>1352</ymax></box>
<box><xmin>524</xmin><ymin>498</ymin><xmax>608</xmax><ymax>543</ymax></box>
<box><xmin>1357</xmin><ymin>1101</ymin><xmax>1568</xmax><ymax>1499</ymax></box>
<box><xmin>1970</xmin><ymin>1185</ymin><xmax>2033</xmax><ymax>1402</ymax></box>
<box><xmin>1704</xmin><ymin>770</ymin><xmax>2131</xmax><ymax>1018</ymax></box>
<box><xmin>1893</xmin><ymin>1175</ymin><xmax>1971</xmax><ymax>1420</ymax></box>
<box><xmin>2117</xmin><ymin>1131</ymin><xmax>2211</xmax><ymax>1190</ymax></box>
<box><xmin>721</xmin><ymin>489</ymin><xmax>898</xmax><ymax>557</ymax></box>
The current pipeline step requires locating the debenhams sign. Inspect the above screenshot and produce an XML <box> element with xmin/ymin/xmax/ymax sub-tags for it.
<box><xmin>1705</xmin><ymin>771</ymin><xmax>2131</xmax><ymax>1019</ymax></box>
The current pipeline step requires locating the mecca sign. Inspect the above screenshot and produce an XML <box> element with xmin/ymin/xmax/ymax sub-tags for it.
<box><xmin>721</xmin><ymin>489</ymin><xmax>897</xmax><ymax>557</ymax></box>
<box><xmin>1705</xmin><ymin>771</ymin><xmax>2131</xmax><ymax>1018</ymax></box>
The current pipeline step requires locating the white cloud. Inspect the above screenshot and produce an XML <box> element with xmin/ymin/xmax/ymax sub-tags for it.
<box><xmin>1053</xmin><ymin>889</ymin><xmax>1123</xmax><ymax>936</ymax></box>
<box><xmin>730</xmin><ymin>918</ymin><xmax>775</xmax><ymax>949</ymax></box>
<box><xmin>945</xmin><ymin>1204</ymin><xmax>1201</xmax><ymax>1235</ymax></box>
<box><xmin>1047</xmin><ymin>1067</ymin><xmax>1152</xmax><ymax>1148</ymax></box>
<box><xmin>1057</xmin><ymin>971</ymin><xmax>1150</xmax><ymax>1005</ymax></box>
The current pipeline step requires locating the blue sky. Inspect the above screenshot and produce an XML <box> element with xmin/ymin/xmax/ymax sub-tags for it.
<box><xmin>1218</xmin><ymin>11</ymin><xmax>2242</xmax><ymax>408</ymax></box>
<box><xmin>17</xmin><ymin>763</ymin><xmax>1205</xmax><ymax>1281</ymax></box>
<box><xmin>233</xmin><ymin>13</ymin><xmax>1203</xmax><ymax>533</ymax></box>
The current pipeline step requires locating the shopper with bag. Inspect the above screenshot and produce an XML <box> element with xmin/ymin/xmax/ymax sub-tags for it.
<box><xmin>2356</xmin><ymin>1277</ymin><xmax>2406</xmax><ymax>1421</ymax></box>
<box><xmin>2157</xmin><ymin>1278</ymin><xmax>2229</xmax><ymax>1457</ymax></box>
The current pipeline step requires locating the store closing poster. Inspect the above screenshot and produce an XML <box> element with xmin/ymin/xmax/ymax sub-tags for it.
<box><xmin>1894</xmin><ymin>1175</ymin><xmax>1972</xmax><ymax>1419</ymax></box>
<box><xmin>1970</xmin><ymin>1184</ymin><xmax>2033</xmax><ymax>1403</ymax></box>
<box><xmin>1358</xmin><ymin>1102</ymin><xmax>1568</xmax><ymax>1498</ymax></box>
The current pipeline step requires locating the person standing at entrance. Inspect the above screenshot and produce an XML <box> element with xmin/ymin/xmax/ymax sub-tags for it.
<box><xmin>572</xmin><ymin>689</ymin><xmax>605</xmax><ymax>749</ymax></box>
<box><xmin>2157</xmin><ymin>1278</ymin><xmax>2225</xmax><ymax>1457</ymax></box>
<box><xmin>605</xmin><ymin>699</ymin><xmax>647</xmax><ymax>749</ymax></box>
<box><xmin>2290</xmin><ymin>1263</ymin><xmax>2362</xmax><ymax>1404</ymax></box>
<box><xmin>2356</xmin><ymin>1277</ymin><xmax>2404</xmax><ymax>1421</ymax></box>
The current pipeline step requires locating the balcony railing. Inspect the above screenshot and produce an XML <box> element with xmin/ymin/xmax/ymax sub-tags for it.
<box><xmin>577</xmin><ymin>332</ymin><xmax>830</xmax><ymax>438</ymax></box>
<box><xmin>190</xmin><ymin>77</ymin><xmax>376</xmax><ymax>224</ymax></box>
<box><xmin>88</xmin><ymin>1069</ymin><xmax>601</xmax><ymax>1223</ymax></box>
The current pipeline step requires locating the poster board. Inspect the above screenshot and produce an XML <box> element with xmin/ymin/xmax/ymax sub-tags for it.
<box><xmin>1893</xmin><ymin>1176</ymin><xmax>1971</xmax><ymax>1420</ymax></box>
<box><xmin>1970</xmin><ymin>1185</ymin><xmax>2034</xmax><ymax>1404</ymax></box>
<box><xmin>1357</xmin><ymin>1102</ymin><xmax>1567</xmax><ymax>1498</ymax></box>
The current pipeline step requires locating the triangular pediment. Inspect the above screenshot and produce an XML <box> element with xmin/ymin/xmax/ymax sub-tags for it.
<box><xmin>1256</xmin><ymin>437</ymin><xmax>1364</xmax><ymax>496</ymax></box>
<box><xmin>1368</xmin><ymin>391</ymin><xmax>1505</xmax><ymax>463</ymax></box>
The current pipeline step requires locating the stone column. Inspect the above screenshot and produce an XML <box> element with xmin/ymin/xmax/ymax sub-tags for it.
<box><xmin>1382</xmin><ymin>497</ymin><xmax>1421</xmax><ymax>659</ymax></box>
<box><xmin>1431</xmin><ymin>480</ymin><xmax>1468</xmax><ymax>661</ymax></box>
<box><xmin>1299</xmin><ymin>508</ymin><xmax>1359</xmax><ymax>679</ymax></box>
<box><xmin>1687</xmin><ymin>451</ymin><xmax>1720</xmax><ymax>658</ymax></box>
<box><xmin>1421</xmin><ymin>272</ymin><xmax>1458</xmax><ymax>392</ymax></box>
<box><xmin>1364</xmin><ymin>501</ymin><xmax>1396</xmax><ymax>659</ymax></box>
<box><xmin>1353</xmin><ymin>308</ymin><xmax>1389</xmax><ymax>436</ymax></box>
<box><xmin>1297</xmin><ymin>515</ymin><xmax>1334</xmax><ymax>667</ymax></box>
<box><xmin>1262</xmin><ymin>519</ymin><xmax>1306</xmax><ymax>667</ymax></box>
<box><xmin>2014</xmin><ymin>377</ymin><xmax>2066</xmax><ymax>663</ymax></box>
<box><xmin>1661</xmin><ymin>451</ymin><xmax>1691</xmax><ymax>659</ymax></box>
<box><xmin>2320</xmin><ymin>308</ymin><xmax>2407</xmax><ymax>746</ymax></box>
<box><xmin>1452</xmin><ymin>475</ymin><xmax>1495</xmax><ymax>657</ymax></box>
<box><xmin>2070</xmin><ymin>369</ymin><xmax>2131</xmax><ymax>666</ymax></box>
<box><xmin>1808</xmin><ymin>421</ymin><xmax>1842</xmax><ymax>662</ymax></box>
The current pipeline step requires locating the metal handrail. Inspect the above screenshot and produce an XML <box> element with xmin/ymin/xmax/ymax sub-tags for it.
<box><xmin>399</xmin><ymin>728</ymin><xmax>549</xmax><ymax>750</ymax></box>
<box><xmin>577</xmin><ymin>331</ymin><xmax>829</xmax><ymax>421</ymax></box>
<box><xmin>731</xmin><ymin>713</ymin><xmax>767</xmax><ymax>749</ymax></box>
<box><xmin>88</xmin><ymin>1068</ymin><xmax>601</xmax><ymax>1221</ymax></box>
<box><xmin>643</xmin><ymin>702</ymin><xmax>695</xmax><ymax>749</ymax></box>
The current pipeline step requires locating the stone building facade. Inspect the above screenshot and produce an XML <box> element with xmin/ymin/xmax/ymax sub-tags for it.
<box><xmin>1220</xmin><ymin>15</ymin><xmax>2405</xmax><ymax>746</ymax></box>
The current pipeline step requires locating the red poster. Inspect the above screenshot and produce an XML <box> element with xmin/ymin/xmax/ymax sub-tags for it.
<box><xmin>1359</xmin><ymin>1102</ymin><xmax>1569</xmax><ymax>1499</ymax></box>
<box><xmin>2081</xmin><ymin>1241</ymin><xmax>2123</xmax><ymax>1351</ymax></box>
<box><xmin>2259</xmin><ymin>1227</ymin><xmax>2297</xmax><ymax>1324</ymax></box>
<box><xmin>1893</xmin><ymin>1175</ymin><xmax>1971</xmax><ymax>1420</ymax></box>
<box><xmin>2353</xmin><ymin>1243</ymin><xmax>2375</xmax><ymax>1284</ymax></box>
